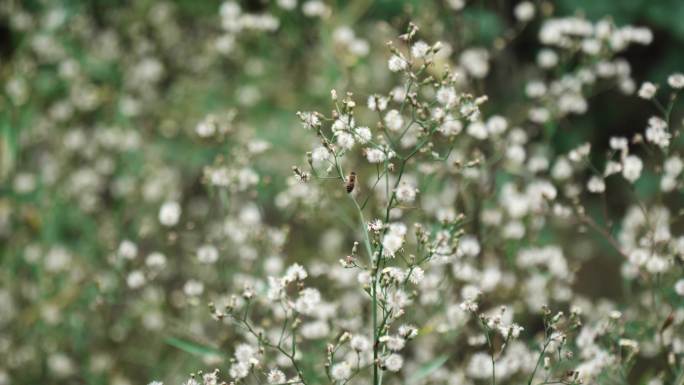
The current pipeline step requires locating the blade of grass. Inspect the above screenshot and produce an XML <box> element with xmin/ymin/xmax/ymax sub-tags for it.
<box><xmin>407</xmin><ymin>354</ymin><xmax>449</xmax><ymax>384</ymax></box>
<box><xmin>165</xmin><ymin>337</ymin><xmax>224</xmax><ymax>358</ymax></box>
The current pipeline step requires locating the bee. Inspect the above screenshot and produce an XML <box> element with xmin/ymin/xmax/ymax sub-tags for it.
<box><xmin>661</xmin><ymin>312</ymin><xmax>675</xmax><ymax>332</ymax></box>
<box><xmin>345</xmin><ymin>171</ymin><xmax>356</xmax><ymax>193</ymax></box>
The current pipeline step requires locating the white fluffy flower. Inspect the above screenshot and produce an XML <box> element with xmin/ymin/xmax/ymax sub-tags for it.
<box><xmin>447</xmin><ymin>0</ymin><xmax>465</xmax><ymax>10</ymax></box>
<box><xmin>146</xmin><ymin>252</ymin><xmax>167</xmax><ymax>269</ymax></box>
<box><xmin>351</xmin><ymin>335</ymin><xmax>371</xmax><ymax>351</ymax></box>
<box><xmin>301</xmin><ymin>320</ymin><xmax>330</xmax><ymax>339</ymax></box>
<box><xmin>675</xmin><ymin>279</ymin><xmax>684</xmax><ymax>296</ymax></box>
<box><xmin>466</xmin><ymin>121</ymin><xmax>488</xmax><ymax>139</ymax></box>
<box><xmin>398</xmin><ymin>325</ymin><xmax>418</xmax><ymax>339</ymax></box>
<box><xmin>311</xmin><ymin>146</ymin><xmax>331</xmax><ymax>166</ymax></box>
<box><xmin>126</xmin><ymin>270</ymin><xmax>146</xmax><ymax>289</ymax></box>
<box><xmin>637</xmin><ymin>82</ymin><xmax>657</xmax><ymax>99</ymax></box>
<box><xmin>159</xmin><ymin>201</ymin><xmax>181</xmax><ymax>226</ymax></box>
<box><xmin>298</xmin><ymin>111</ymin><xmax>320</xmax><ymax>129</ymax></box>
<box><xmin>411</xmin><ymin>40</ymin><xmax>430</xmax><ymax>58</ymax></box>
<box><xmin>568</xmin><ymin>143</ymin><xmax>591</xmax><ymax>162</ymax></box>
<box><xmin>276</xmin><ymin>0</ymin><xmax>296</xmax><ymax>10</ymax></box>
<box><xmin>331</xmin><ymin>362</ymin><xmax>351</xmax><ymax>380</ymax></box>
<box><xmin>235</xmin><ymin>344</ymin><xmax>257</xmax><ymax>363</ymax></box>
<box><xmin>395</xmin><ymin>182</ymin><xmax>417</xmax><ymax>203</ymax></box>
<box><xmin>408</xmin><ymin>266</ymin><xmax>424</xmax><ymax>284</ymax></box>
<box><xmin>537</xmin><ymin>49</ymin><xmax>558</xmax><ymax>68</ymax></box>
<box><xmin>528</xmin><ymin>107</ymin><xmax>550</xmax><ymax>123</ymax></box>
<box><xmin>229</xmin><ymin>362</ymin><xmax>250</xmax><ymax>379</ymax></box>
<box><xmin>383</xmin><ymin>354</ymin><xmax>404</xmax><ymax>372</ymax></box>
<box><xmin>284</xmin><ymin>263</ymin><xmax>308</xmax><ymax>282</ymax></box>
<box><xmin>196</xmin><ymin>119</ymin><xmax>216</xmax><ymax>137</ymax></box>
<box><xmin>661</xmin><ymin>174</ymin><xmax>677</xmax><ymax>192</ymax></box>
<box><xmin>439</xmin><ymin>116</ymin><xmax>463</xmax><ymax>136</ymax></box>
<box><xmin>382</xmin><ymin>223</ymin><xmax>407</xmax><ymax>257</ymax></box>
<box><xmin>467</xmin><ymin>352</ymin><xmax>493</xmax><ymax>379</ymax></box>
<box><xmin>460</xmin><ymin>48</ymin><xmax>490</xmax><ymax>78</ymax></box>
<box><xmin>367</xmin><ymin>95</ymin><xmax>388</xmax><ymax>111</ymax></box>
<box><xmin>664</xmin><ymin>156</ymin><xmax>683</xmax><ymax>176</ymax></box>
<box><xmin>332</xmin><ymin>115</ymin><xmax>354</xmax><ymax>131</ymax></box>
<box><xmin>183</xmin><ymin>279</ymin><xmax>204</xmax><ymax>296</ymax></box>
<box><xmin>355</xmin><ymin>126</ymin><xmax>372</xmax><ymax>143</ymax></box>
<box><xmin>551</xmin><ymin>157</ymin><xmax>573</xmax><ymax>180</ymax></box>
<box><xmin>667</xmin><ymin>73</ymin><xmax>684</xmax><ymax>89</ymax></box>
<box><xmin>525</xmin><ymin>81</ymin><xmax>547</xmax><ymax>98</ymax></box>
<box><xmin>506</xmin><ymin>144</ymin><xmax>526</xmax><ymax>164</ymax></box>
<box><xmin>609</xmin><ymin>136</ymin><xmax>629</xmax><ymax>152</ymax></box>
<box><xmin>302</xmin><ymin>1</ymin><xmax>330</xmax><ymax>17</ymax></box>
<box><xmin>197</xmin><ymin>244</ymin><xmax>219</xmax><ymax>264</ymax></box>
<box><xmin>384</xmin><ymin>109</ymin><xmax>404</xmax><ymax>132</ymax></box>
<box><xmin>336</xmin><ymin>131</ymin><xmax>355</xmax><ymax>150</ymax></box>
<box><xmin>436</xmin><ymin>86</ymin><xmax>458</xmax><ymax>107</ymax></box>
<box><xmin>457</xmin><ymin>235</ymin><xmax>481</xmax><ymax>257</ymax></box>
<box><xmin>366</xmin><ymin>148</ymin><xmax>386</xmax><ymax>163</ymax></box>
<box><xmin>604</xmin><ymin>160</ymin><xmax>623</xmax><ymax>176</ymax></box>
<box><xmin>622</xmin><ymin>155</ymin><xmax>643</xmax><ymax>183</ymax></box>
<box><xmin>382</xmin><ymin>233</ymin><xmax>403</xmax><ymax>257</ymax></box>
<box><xmin>388</xmin><ymin>54</ymin><xmax>407</xmax><ymax>72</ymax></box>
<box><xmin>118</xmin><ymin>239</ymin><xmax>138</xmax><ymax>260</ymax></box>
<box><xmin>380</xmin><ymin>335</ymin><xmax>406</xmax><ymax>351</ymax></box>
<box><xmin>587</xmin><ymin>176</ymin><xmax>606</xmax><ymax>193</ymax></box>
<box><xmin>486</xmin><ymin>115</ymin><xmax>508</xmax><ymax>135</ymax></box>
<box><xmin>514</xmin><ymin>1</ymin><xmax>535</xmax><ymax>22</ymax></box>
<box><xmin>646</xmin><ymin>256</ymin><xmax>668</xmax><ymax>274</ymax></box>
<box><xmin>295</xmin><ymin>288</ymin><xmax>321</xmax><ymax>315</ymax></box>
<box><xmin>267</xmin><ymin>369</ymin><xmax>286</xmax><ymax>384</ymax></box>
<box><xmin>628</xmin><ymin>248</ymin><xmax>649</xmax><ymax>266</ymax></box>
<box><xmin>645</xmin><ymin>116</ymin><xmax>670</xmax><ymax>148</ymax></box>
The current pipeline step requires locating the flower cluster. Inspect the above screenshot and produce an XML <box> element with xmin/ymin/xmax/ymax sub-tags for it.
<box><xmin>3</xmin><ymin>2</ymin><xmax>684</xmax><ymax>385</ymax></box>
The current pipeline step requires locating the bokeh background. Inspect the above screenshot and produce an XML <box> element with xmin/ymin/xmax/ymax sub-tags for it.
<box><xmin>1</xmin><ymin>0</ymin><xmax>683</xmax><ymax>384</ymax></box>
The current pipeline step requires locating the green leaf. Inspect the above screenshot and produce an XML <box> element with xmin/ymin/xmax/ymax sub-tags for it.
<box><xmin>165</xmin><ymin>337</ymin><xmax>224</xmax><ymax>357</ymax></box>
<box><xmin>407</xmin><ymin>354</ymin><xmax>449</xmax><ymax>384</ymax></box>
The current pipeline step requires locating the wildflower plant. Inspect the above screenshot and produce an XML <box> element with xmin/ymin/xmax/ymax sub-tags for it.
<box><xmin>185</xmin><ymin>20</ymin><xmax>684</xmax><ymax>385</ymax></box>
<box><xmin>2</xmin><ymin>1</ymin><xmax>684</xmax><ymax>385</ymax></box>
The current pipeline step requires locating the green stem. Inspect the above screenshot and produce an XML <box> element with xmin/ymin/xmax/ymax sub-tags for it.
<box><xmin>527</xmin><ymin>339</ymin><xmax>552</xmax><ymax>385</ymax></box>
